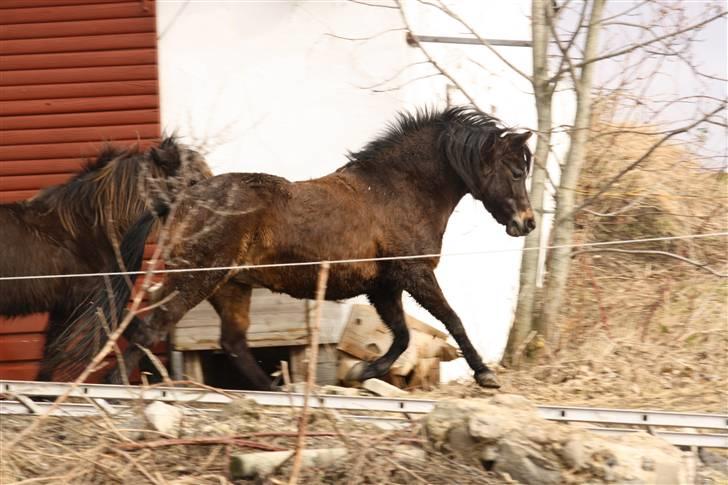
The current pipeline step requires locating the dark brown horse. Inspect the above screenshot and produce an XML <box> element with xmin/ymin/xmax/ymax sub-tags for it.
<box><xmin>0</xmin><ymin>137</ymin><xmax>211</xmax><ymax>380</ymax></box>
<box><xmin>98</xmin><ymin>107</ymin><xmax>535</xmax><ymax>389</ymax></box>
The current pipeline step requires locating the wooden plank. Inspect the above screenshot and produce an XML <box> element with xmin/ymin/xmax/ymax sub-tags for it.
<box><xmin>0</xmin><ymin>80</ymin><xmax>158</xmax><ymax>101</ymax></box>
<box><xmin>0</xmin><ymin>159</ymin><xmax>86</xmax><ymax>176</ymax></box>
<box><xmin>0</xmin><ymin>189</ymin><xmax>36</xmax><ymax>202</ymax></box>
<box><xmin>0</xmin><ymin>0</ymin><xmax>129</xmax><ymax>9</ymax></box>
<box><xmin>0</xmin><ymin>109</ymin><xmax>159</xmax><ymax>130</ymax></box>
<box><xmin>1</xmin><ymin>65</ymin><xmax>157</xmax><ymax>87</ymax></box>
<box><xmin>0</xmin><ymin>94</ymin><xmax>159</xmax><ymax>116</ymax></box>
<box><xmin>0</xmin><ymin>362</ymin><xmax>41</xmax><ymax>381</ymax></box>
<box><xmin>2</xmin><ymin>3</ymin><xmax>154</xmax><ymax>25</ymax></box>
<box><xmin>0</xmin><ymin>140</ymin><xmax>144</xmax><ymax>162</ymax></box>
<box><xmin>182</xmin><ymin>351</ymin><xmax>204</xmax><ymax>383</ymax></box>
<box><xmin>0</xmin><ymin>32</ymin><xmax>157</xmax><ymax>56</ymax></box>
<box><xmin>0</xmin><ymin>17</ymin><xmax>155</xmax><ymax>41</ymax></box>
<box><xmin>1</xmin><ymin>48</ymin><xmax>156</xmax><ymax>71</ymax></box>
<box><xmin>0</xmin><ymin>334</ymin><xmax>45</xmax><ymax>362</ymax></box>
<box><xmin>0</xmin><ymin>173</ymin><xmax>73</xmax><ymax>191</ymax></box>
<box><xmin>0</xmin><ymin>314</ymin><xmax>48</xmax><ymax>335</ymax></box>
<box><xmin>0</xmin><ymin>138</ymin><xmax>156</xmax><ymax>161</ymax></box>
<box><xmin>289</xmin><ymin>346</ymin><xmax>307</xmax><ymax>382</ymax></box>
<box><xmin>0</xmin><ymin>123</ymin><xmax>160</xmax><ymax>146</ymax></box>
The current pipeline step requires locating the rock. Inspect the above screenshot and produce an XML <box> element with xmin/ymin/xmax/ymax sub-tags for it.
<box><xmin>117</xmin><ymin>414</ymin><xmax>148</xmax><ymax>440</ymax></box>
<box><xmin>222</xmin><ymin>398</ymin><xmax>261</xmax><ymax>420</ymax></box>
<box><xmin>230</xmin><ymin>448</ymin><xmax>347</xmax><ymax>479</ymax></box>
<box><xmin>361</xmin><ymin>378</ymin><xmax>409</xmax><ymax>398</ymax></box>
<box><xmin>144</xmin><ymin>401</ymin><xmax>183</xmax><ymax>437</ymax></box>
<box><xmin>561</xmin><ymin>437</ymin><xmax>586</xmax><ymax>469</ymax></box>
<box><xmin>424</xmin><ymin>397</ymin><xmax>689</xmax><ymax>485</ymax></box>
<box><xmin>320</xmin><ymin>385</ymin><xmax>362</xmax><ymax>397</ymax></box>
<box><xmin>391</xmin><ymin>445</ymin><xmax>426</xmax><ymax>462</ymax></box>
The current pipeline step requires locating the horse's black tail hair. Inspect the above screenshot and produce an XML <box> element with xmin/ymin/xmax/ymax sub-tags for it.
<box><xmin>46</xmin><ymin>202</ymin><xmax>170</xmax><ymax>378</ymax></box>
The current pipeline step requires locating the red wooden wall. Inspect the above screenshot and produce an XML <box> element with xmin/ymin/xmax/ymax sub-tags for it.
<box><xmin>0</xmin><ymin>0</ymin><xmax>162</xmax><ymax>381</ymax></box>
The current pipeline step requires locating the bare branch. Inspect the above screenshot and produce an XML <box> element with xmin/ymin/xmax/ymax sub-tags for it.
<box><xmin>413</xmin><ymin>0</ymin><xmax>532</xmax><ymax>82</ymax></box>
<box><xmin>574</xmin><ymin>103</ymin><xmax>726</xmax><ymax>213</ymax></box>
<box><xmin>349</xmin><ymin>0</ymin><xmax>398</xmax><ymax>8</ymax></box>
<box><xmin>356</xmin><ymin>60</ymin><xmax>432</xmax><ymax>89</ymax></box>
<box><xmin>394</xmin><ymin>0</ymin><xmax>480</xmax><ymax>108</ymax></box>
<box><xmin>552</xmin><ymin>9</ymin><xmax>727</xmax><ymax>80</ymax></box>
<box><xmin>573</xmin><ymin>248</ymin><xmax>727</xmax><ymax>278</ymax></box>
<box><xmin>324</xmin><ymin>27</ymin><xmax>405</xmax><ymax>42</ymax></box>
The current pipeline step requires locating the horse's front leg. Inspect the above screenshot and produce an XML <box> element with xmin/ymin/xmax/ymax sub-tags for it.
<box><xmin>105</xmin><ymin>314</ymin><xmax>161</xmax><ymax>384</ymax></box>
<box><xmin>209</xmin><ymin>282</ymin><xmax>274</xmax><ymax>391</ymax></box>
<box><xmin>346</xmin><ymin>288</ymin><xmax>410</xmax><ymax>382</ymax></box>
<box><xmin>406</xmin><ymin>268</ymin><xmax>499</xmax><ymax>388</ymax></box>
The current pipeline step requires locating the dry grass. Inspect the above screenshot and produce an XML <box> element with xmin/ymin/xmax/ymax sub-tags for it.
<box><xmin>485</xmin><ymin>115</ymin><xmax>728</xmax><ymax>413</ymax></box>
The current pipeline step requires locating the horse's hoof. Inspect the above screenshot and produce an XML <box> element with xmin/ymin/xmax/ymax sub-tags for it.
<box><xmin>344</xmin><ymin>361</ymin><xmax>368</xmax><ymax>383</ymax></box>
<box><xmin>475</xmin><ymin>370</ymin><xmax>501</xmax><ymax>389</ymax></box>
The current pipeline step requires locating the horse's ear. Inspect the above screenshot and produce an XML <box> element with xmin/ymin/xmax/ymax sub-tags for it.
<box><xmin>149</xmin><ymin>142</ymin><xmax>181</xmax><ymax>175</ymax></box>
<box><xmin>505</xmin><ymin>131</ymin><xmax>532</xmax><ymax>148</ymax></box>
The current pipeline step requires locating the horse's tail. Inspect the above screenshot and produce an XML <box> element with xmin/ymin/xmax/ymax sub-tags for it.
<box><xmin>46</xmin><ymin>203</ymin><xmax>170</xmax><ymax>378</ymax></box>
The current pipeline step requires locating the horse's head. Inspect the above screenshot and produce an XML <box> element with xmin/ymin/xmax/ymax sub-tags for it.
<box><xmin>144</xmin><ymin>136</ymin><xmax>213</xmax><ymax>206</ymax></box>
<box><xmin>440</xmin><ymin>108</ymin><xmax>536</xmax><ymax>237</ymax></box>
<box><xmin>478</xmin><ymin>131</ymin><xmax>536</xmax><ymax>237</ymax></box>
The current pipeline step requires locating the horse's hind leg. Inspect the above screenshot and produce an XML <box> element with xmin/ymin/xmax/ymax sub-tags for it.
<box><xmin>346</xmin><ymin>289</ymin><xmax>411</xmax><ymax>382</ymax></box>
<box><xmin>208</xmin><ymin>282</ymin><xmax>273</xmax><ymax>391</ymax></box>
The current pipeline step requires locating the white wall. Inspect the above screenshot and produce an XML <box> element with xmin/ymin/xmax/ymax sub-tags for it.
<box><xmin>157</xmin><ymin>0</ymin><xmax>560</xmax><ymax>381</ymax></box>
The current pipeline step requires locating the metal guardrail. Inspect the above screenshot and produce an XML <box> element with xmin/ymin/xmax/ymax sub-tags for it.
<box><xmin>2</xmin><ymin>380</ymin><xmax>726</xmax><ymax>448</ymax></box>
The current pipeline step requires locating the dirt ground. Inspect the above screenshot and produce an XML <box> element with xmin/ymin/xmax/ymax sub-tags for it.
<box><xmin>0</xmin><ymin>398</ymin><xmax>501</xmax><ymax>485</ymax></box>
<box><xmin>419</xmin><ymin>334</ymin><xmax>727</xmax><ymax>414</ymax></box>
<box><xmin>1</xmin><ymin>326</ymin><xmax>725</xmax><ymax>484</ymax></box>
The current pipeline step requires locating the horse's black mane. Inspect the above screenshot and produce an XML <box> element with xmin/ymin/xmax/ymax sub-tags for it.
<box><xmin>28</xmin><ymin>139</ymin><xmax>174</xmax><ymax>236</ymax></box>
<box><xmin>343</xmin><ymin>107</ymin><xmax>530</xmax><ymax>195</ymax></box>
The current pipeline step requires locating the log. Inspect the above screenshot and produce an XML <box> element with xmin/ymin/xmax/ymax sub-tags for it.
<box><xmin>230</xmin><ymin>448</ymin><xmax>348</xmax><ymax>479</ymax></box>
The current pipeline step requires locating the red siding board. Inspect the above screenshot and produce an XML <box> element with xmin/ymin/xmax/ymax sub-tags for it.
<box><xmin>1</xmin><ymin>32</ymin><xmax>157</xmax><ymax>55</ymax></box>
<box><xmin>0</xmin><ymin>123</ymin><xmax>161</xmax><ymax>146</ymax></box>
<box><xmin>0</xmin><ymin>159</ymin><xmax>85</xmax><ymax>176</ymax></box>
<box><xmin>0</xmin><ymin>94</ymin><xmax>159</xmax><ymax>117</ymax></box>
<box><xmin>0</xmin><ymin>189</ymin><xmax>37</xmax><ymax>202</ymax></box>
<box><xmin>1</xmin><ymin>48</ymin><xmax>157</xmax><ymax>71</ymax></box>
<box><xmin>1</xmin><ymin>1</ymin><xmax>132</xmax><ymax>9</ymax></box>
<box><xmin>0</xmin><ymin>173</ymin><xmax>73</xmax><ymax>191</ymax></box>
<box><xmin>0</xmin><ymin>80</ymin><xmax>158</xmax><ymax>101</ymax></box>
<box><xmin>1</xmin><ymin>65</ymin><xmax>158</xmax><ymax>87</ymax></box>
<box><xmin>0</xmin><ymin>138</ymin><xmax>157</xmax><ymax>161</ymax></box>
<box><xmin>0</xmin><ymin>314</ymin><xmax>48</xmax><ymax>335</ymax></box>
<box><xmin>1</xmin><ymin>109</ymin><xmax>159</xmax><ymax>130</ymax></box>
<box><xmin>2</xmin><ymin>3</ymin><xmax>155</xmax><ymax>25</ymax></box>
<box><xmin>0</xmin><ymin>17</ymin><xmax>156</xmax><ymax>41</ymax></box>
<box><xmin>0</xmin><ymin>1</ymin><xmax>162</xmax><ymax>383</ymax></box>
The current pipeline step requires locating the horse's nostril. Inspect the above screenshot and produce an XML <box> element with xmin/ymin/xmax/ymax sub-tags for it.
<box><xmin>525</xmin><ymin>218</ymin><xmax>536</xmax><ymax>231</ymax></box>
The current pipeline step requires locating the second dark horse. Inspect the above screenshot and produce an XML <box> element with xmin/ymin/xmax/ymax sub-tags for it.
<box><xmin>100</xmin><ymin>107</ymin><xmax>536</xmax><ymax>389</ymax></box>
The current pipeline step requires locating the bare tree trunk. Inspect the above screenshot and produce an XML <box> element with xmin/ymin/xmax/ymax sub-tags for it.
<box><xmin>537</xmin><ymin>0</ymin><xmax>606</xmax><ymax>348</ymax></box>
<box><xmin>503</xmin><ymin>0</ymin><xmax>553</xmax><ymax>366</ymax></box>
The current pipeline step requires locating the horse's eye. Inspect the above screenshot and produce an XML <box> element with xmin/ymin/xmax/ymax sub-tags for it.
<box><xmin>512</xmin><ymin>169</ymin><xmax>525</xmax><ymax>180</ymax></box>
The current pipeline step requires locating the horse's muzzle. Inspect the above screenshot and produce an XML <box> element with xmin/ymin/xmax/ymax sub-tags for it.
<box><xmin>506</xmin><ymin>211</ymin><xmax>536</xmax><ymax>237</ymax></box>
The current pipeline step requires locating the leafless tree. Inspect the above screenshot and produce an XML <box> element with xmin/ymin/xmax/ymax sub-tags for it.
<box><xmin>346</xmin><ymin>0</ymin><xmax>726</xmax><ymax>364</ymax></box>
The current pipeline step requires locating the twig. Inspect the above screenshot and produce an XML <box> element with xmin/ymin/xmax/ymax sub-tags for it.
<box><xmin>138</xmin><ymin>344</ymin><xmax>173</xmax><ymax>385</ymax></box>
<box><xmin>384</xmin><ymin>456</ymin><xmax>429</xmax><ymax>484</ymax></box>
<box><xmin>288</xmin><ymin>262</ymin><xmax>330</xmax><ymax>485</ymax></box>
<box><xmin>116</xmin><ymin>437</ymin><xmax>285</xmax><ymax>452</ymax></box>
<box><xmin>572</xmin><ymin>248</ymin><xmax>727</xmax><ymax>277</ymax></box>
<box><xmin>110</xmin><ymin>448</ymin><xmax>163</xmax><ymax>485</ymax></box>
